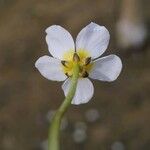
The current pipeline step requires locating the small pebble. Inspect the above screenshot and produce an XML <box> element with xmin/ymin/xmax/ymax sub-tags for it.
<box><xmin>73</xmin><ymin>122</ymin><xmax>87</xmax><ymax>143</ymax></box>
<box><xmin>46</xmin><ymin>110</ymin><xmax>56</xmax><ymax>122</ymax></box>
<box><xmin>40</xmin><ymin>140</ymin><xmax>48</xmax><ymax>150</ymax></box>
<box><xmin>111</xmin><ymin>141</ymin><xmax>125</xmax><ymax>150</ymax></box>
<box><xmin>85</xmin><ymin>108</ymin><xmax>100</xmax><ymax>122</ymax></box>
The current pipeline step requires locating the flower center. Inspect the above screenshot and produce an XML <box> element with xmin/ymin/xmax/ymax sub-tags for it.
<box><xmin>61</xmin><ymin>50</ymin><xmax>93</xmax><ymax>78</ymax></box>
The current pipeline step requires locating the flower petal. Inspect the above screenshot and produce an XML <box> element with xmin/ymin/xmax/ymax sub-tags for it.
<box><xmin>35</xmin><ymin>55</ymin><xmax>67</xmax><ymax>81</ymax></box>
<box><xmin>76</xmin><ymin>22</ymin><xmax>110</xmax><ymax>59</ymax></box>
<box><xmin>46</xmin><ymin>25</ymin><xmax>75</xmax><ymax>60</ymax></box>
<box><xmin>62</xmin><ymin>78</ymin><xmax>94</xmax><ymax>105</ymax></box>
<box><xmin>89</xmin><ymin>55</ymin><xmax>122</xmax><ymax>81</ymax></box>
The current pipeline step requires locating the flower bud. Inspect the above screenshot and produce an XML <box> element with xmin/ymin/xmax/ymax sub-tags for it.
<box><xmin>84</xmin><ymin>57</ymin><xmax>91</xmax><ymax>65</ymax></box>
<box><xmin>73</xmin><ymin>53</ymin><xmax>80</xmax><ymax>62</ymax></box>
<box><xmin>61</xmin><ymin>60</ymin><xmax>69</xmax><ymax>67</ymax></box>
<box><xmin>82</xmin><ymin>71</ymin><xmax>89</xmax><ymax>78</ymax></box>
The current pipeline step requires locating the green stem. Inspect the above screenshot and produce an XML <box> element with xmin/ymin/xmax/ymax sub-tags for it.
<box><xmin>48</xmin><ymin>63</ymin><xmax>80</xmax><ymax>150</ymax></box>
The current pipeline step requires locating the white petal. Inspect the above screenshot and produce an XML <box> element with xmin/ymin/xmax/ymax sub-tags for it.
<box><xmin>76</xmin><ymin>22</ymin><xmax>110</xmax><ymax>59</ymax></box>
<box><xmin>89</xmin><ymin>55</ymin><xmax>122</xmax><ymax>81</ymax></box>
<box><xmin>46</xmin><ymin>25</ymin><xmax>75</xmax><ymax>60</ymax></box>
<box><xmin>35</xmin><ymin>55</ymin><xmax>67</xmax><ymax>81</ymax></box>
<box><xmin>62</xmin><ymin>78</ymin><xmax>94</xmax><ymax>105</ymax></box>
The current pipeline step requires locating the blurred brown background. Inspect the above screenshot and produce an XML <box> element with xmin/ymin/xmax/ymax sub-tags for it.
<box><xmin>0</xmin><ymin>0</ymin><xmax>150</xmax><ymax>150</ymax></box>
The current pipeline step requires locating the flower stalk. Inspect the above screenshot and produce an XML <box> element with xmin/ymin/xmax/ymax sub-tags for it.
<box><xmin>48</xmin><ymin>63</ymin><xmax>80</xmax><ymax>150</ymax></box>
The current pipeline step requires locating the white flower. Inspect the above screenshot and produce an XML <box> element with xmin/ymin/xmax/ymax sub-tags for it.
<box><xmin>35</xmin><ymin>22</ymin><xmax>122</xmax><ymax>105</ymax></box>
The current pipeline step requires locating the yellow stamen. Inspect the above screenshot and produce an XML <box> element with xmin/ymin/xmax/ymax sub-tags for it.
<box><xmin>62</xmin><ymin>49</ymin><xmax>93</xmax><ymax>78</ymax></box>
